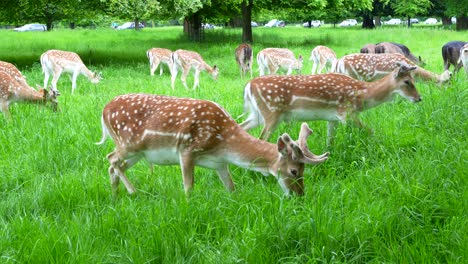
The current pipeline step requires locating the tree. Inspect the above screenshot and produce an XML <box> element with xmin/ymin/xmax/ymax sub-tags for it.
<box><xmin>104</xmin><ymin>0</ymin><xmax>160</xmax><ymax>30</ymax></box>
<box><xmin>391</xmin><ymin>0</ymin><xmax>432</xmax><ymax>27</ymax></box>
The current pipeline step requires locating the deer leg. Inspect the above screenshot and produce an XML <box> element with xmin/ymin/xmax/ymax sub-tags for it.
<box><xmin>217</xmin><ymin>166</ymin><xmax>235</xmax><ymax>192</ymax></box>
<box><xmin>259</xmin><ymin>64</ymin><xmax>265</xmax><ymax>76</ymax></box>
<box><xmin>1</xmin><ymin>101</ymin><xmax>11</xmax><ymax>120</ymax></box>
<box><xmin>259</xmin><ymin>113</ymin><xmax>281</xmax><ymax>140</ymax></box>
<box><xmin>71</xmin><ymin>71</ymin><xmax>79</xmax><ymax>94</ymax></box>
<box><xmin>179</xmin><ymin>151</ymin><xmax>195</xmax><ymax>194</ymax></box>
<box><xmin>51</xmin><ymin>70</ymin><xmax>63</xmax><ymax>92</ymax></box>
<box><xmin>159</xmin><ymin>61</ymin><xmax>164</xmax><ymax>76</ymax></box>
<box><xmin>240</xmin><ymin>108</ymin><xmax>263</xmax><ymax>131</ymax></box>
<box><xmin>193</xmin><ymin>69</ymin><xmax>200</xmax><ymax>89</ymax></box>
<box><xmin>311</xmin><ymin>61</ymin><xmax>318</xmax><ymax>74</ymax></box>
<box><xmin>150</xmin><ymin>59</ymin><xmax>158</xmax><ymax>76</ymax></box>
<box><xmin>171</xmin><ymin>64</ymin><xmax>178</xmax><ymax>89</ymax></box>
<box><xmin>43</xmin><ymin>70</ymin><xmax>50</xmax><ymax>89</ymax></box>
<box><xmin>181</xmin><ymin>68</ymin><xmax>190</xmax><ymax>90</ymax></box>
<box><xmin>327</xmin><ymin>121</ymin><xmax>339</xmax><ymax>146</ymax></box>
<box><xmin>107</xmin><ymin>150</ymin><xmax>137</xmax><ymax>194</ymax></box>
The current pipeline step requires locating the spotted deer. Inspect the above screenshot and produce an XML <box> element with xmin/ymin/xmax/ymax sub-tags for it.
<box><xmin>309</xmin><ymin>45</ymin><xmax>337</xmax><ymax>74</ymax></box>
<box><xmin>335</xmin><ymin>53</ymin><xmax>451</xmax><ymax>84</ymax></box>
<box><xmin>171</xmin><ymin>49</ymin><xmax>219</xmax><ymax>90</ymax></box>
<box><xmin>257</xmin><ymin>48</ymin><xmax>303</xmax><ymax>76</ymax></box>
<box><xmin>442</xmin><ymin>41</ymin><xmax>467</xmax><ymax>73</ymax></box>
<box><xmin>0</xmin><ymin>71</ymin><xmax>59</xmax><ymax>119</ymax></box>
<box><xmin>458</xmin><ymin>43</ymin><xmax>468</xmax><ymax>76</ymax></box>
<box><xmin>97</xmin><ymin>94</ymin><xmax>328</xmax><ymax>196</ymax></box>
<box><xmin>0</xmin><ymin>61</ymin><xmax>30</xmax><ymax>89</ymax></box>
<box><xmin>235</xmin><ymin>43</ymin><xmax>253</xmax><ymax>79</ymax></box>
<box><xmin>375</xmin><ymin>42</ymin><xmax>424</xmax><ymax>66</ymax></box>
<box><xmin>147</xmin><ymin>48</ymin><xmax>172</xmax><ymax>76</ymax></box>
<box><xmin>40</xmin><ymin>49</ymin><xmax>102</xmax><ymax>94</ymax></box>
<box><xmin>240</xmin><ymin>63</ymin><xmax>421</xmax><ymax>145</ymax></box>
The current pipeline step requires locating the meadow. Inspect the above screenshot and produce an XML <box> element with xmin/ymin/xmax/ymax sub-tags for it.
<box><xmin>0</xmin><ymin>25</ymin><xmax>467</xmax><ymax>263</ymax></box>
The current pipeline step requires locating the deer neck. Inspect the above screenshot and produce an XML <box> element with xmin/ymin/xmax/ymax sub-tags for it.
<box><xmin>12</xmin><ymin>85</ymin><xmax>45</xmax><ymax>103</ymax></box>
<box><xmin>80</xmin><ymin>66</ymin><xmax>95</xmax><ymax>80</ymax></box>
<box><xmin>414</xmin><ymin>67</ymin><xmax>439</xmax><ymax>82</ymax></box>
<box><xmin>361</xmin><ymin>74</ymin><xmax>397</xmax><ymax>109</ymax></box>
<box><xmin>201</xmin><ymin>62</ymin><xmax>214</xmax><ymax>73</ymax></box>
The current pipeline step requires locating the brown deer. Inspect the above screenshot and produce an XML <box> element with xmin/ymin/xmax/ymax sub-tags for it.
<box><xmin>360</xmin><ymin>44</ymin><xmax>377</xmax><ymax>54</ymax></box>
<box><xmin>375</xmin><ymin>42</ymin><xmax>424</xmax><ymax>66</ymax></box>
<box><xmin>442</xmin><ymin>41</ymin><xmax>467</xmax><ymax>73</ymax></box>
<box><xmin>97</xmin><ymin>94</ymin><xmax>328</xmax><ymax>196</ymax></box>
<box><xmin>257</xmin><ymin>48</ymin><xmax>303</xmax><ymax>76</ymax></box>
<box><xmin>0</xmin><ymin>71</ymin><xmax>59</xmax><ymax>119</ymax></box>
<box><xmin>335</xmin><ymin>53</ymin><xmax>451</xmax><ymax>84</ymax></box>
<box><xmin>240</xmin><ymin>63</ymin><xmax>421</xmax><ymax>145</ymax></box>
<box><xmin>458</xmin><ymin>43</ymin><xmax>468</xmax><ymax>77</ymax></box>
<box><xmin>147</xmin><ymin>48</ymin><xmax>172</xmax><ymax>76</ymax></box>
<box><xmin>0</xmin><ymin>61</ymin><xmax>30</xmax><ymax>89</ymax></box>
<box><xmin>40</xmin><ymin>49</ymin><xmax>102</xmax><ymax>94</ymax></box>
<box><xmin>171</xmin><ymin>49</ymin><xmax>219</xmax><ymax>90</ymax></box>
<box><xmin>309</xmin><ymin>45</ymin><xmax>337</xmax><ymax>74</ymax></box>
<box><xmin>235</xmin><ymin>43</ymin><xmax>253</xmax><ymax>79</ymax></box>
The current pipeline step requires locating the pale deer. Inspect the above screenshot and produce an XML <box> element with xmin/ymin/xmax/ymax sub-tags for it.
<box><xmin>171</xmin><ymin>49</ymin><xmax>219</xmax><ymax>90</ymax></box>
<box><xmin>0</xmin><ymin>61</ymin><xmax>30</xmax><ymax>89</ymax></box>
<box><xmin>335</xmin><ymin>53</ymin><xmax>452</xmax><ymax>84</ymax></box>
<box><xmin>0</xmin><ymin>71</ymin><xmax>59</xmax><ymax>119</ymax></box>
<box><xmin>309</xmin><ymin>45</ymin><xmax>337</xmax><ymax>74</ymax></box>
<box><xmin>147</xmin><ymin>48</ymin><xmax>172</xmax><ymax>76</ymax></box>
<box><xmin>97</xmin><ymin>94</ymin><xmax>328</xmax><ymax>196</ymax></box>
<box><xmin>442</xmin><ymin>41</ymin><xmax>467</xmax><ymax>73</ymax></box>
<box><xmin>235</xmin><ymin>43</ymin><xmax>253</xmax><ymax>79</ymax></box>
<box><xmin>375</xmin><ymin>42</ymin><xmax>424</xmax><ymax>66</ymax></box>
<box><xmin>40</xmin><ymin>49</ymin><xmax>102</xmax><ymax>94</ymax></box>
<box><xmin>257</xmin><ymin>48</ymin><xmax>303</xmax><ymax>76</ymax></box>
<box><xmin>360</xmin><ymin>44</ymin><xmax>377</xmax><ymax>54</ymax></box>
<box><xmin>240</xmin><ymin>63</ymin><xmax>421</xmax><ymax>145</ymax></box>
<box><xmin>458</xmin><ymin>43</ymin><xmax>468</xmax><ymax>76</ymax></box>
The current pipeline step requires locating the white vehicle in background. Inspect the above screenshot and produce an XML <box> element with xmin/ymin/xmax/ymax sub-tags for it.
<box><xmin>424</xmin><ymin>18</ymin><xmax>438</xmax><ymax>24</ymax></box>
<box><xmin>116</xmin><ymin>22</ymin><xmax>145</xmax><ymax>30</ymax></box>
<box><xmin>264</xmin><ymin>19</ymin><xmax>285</xmax><ymax>27</ymax></box>
<box><xmin>14</xmin><ymin>23</ymin><xmax>46</xmax><ymax>32</ymax></box>
<box><xmin>385</xmin><ymin>18</ymin><xmax>402</xmax><ymax>25</ymax></box>
<box><xmin>339</xmin><ymin>19</ymin><xmax>358</xmax><ymax>27</ymax></box>
<box><xmin>303</xmin><ymin>20</ymin><xmax>321</xmax><ymax>27</ymax></box>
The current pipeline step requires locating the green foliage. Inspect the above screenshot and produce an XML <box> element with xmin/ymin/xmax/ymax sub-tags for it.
<box><xmin>104</xmin><ymin>0</ymin><xmax>161</xmax><ymax>23</ymax></box>
<box><xmin>391</xmin><ymin>0</ymin><xmax>432</xmax><ymax>18</ymax></box>
<box><xmin>0</xmin><ymin>26</ymin><xmax>467</xmax><ymax>263</ymax></box>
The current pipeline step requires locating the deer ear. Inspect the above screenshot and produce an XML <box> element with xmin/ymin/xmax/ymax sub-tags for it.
<box><xmin>277</xmin><ymin>134</ymin><xmax>291</xmax><ymax>156</ymax></box>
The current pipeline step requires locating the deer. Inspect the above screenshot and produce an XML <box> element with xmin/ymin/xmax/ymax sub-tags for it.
<box><xmin>147</xmin><ymin>48</ymin><xmax>173</xmax><ymax>76</ymax></box>
<box><xmin>309</xmin><ymin>45</ymin><xmax>337</xmax><ymax>74</ymax></box>
<box><xmin>240</xmin><ymin>62</ymin><xmax>421</xmax><ymax>145</ymax></box>
<box><xmin>0</xmin><ymin>71</ymin><xmax>59</xmax><ymax>119</ymax></box>
<box><xmin>360</xmin><ymin>44</ymin><xmax>377</xmax><ymax>54</ymax></box>
<box><xmin>0</xmin><ymin>61</ymin><xmax>30</xmax><ymax>89</ymax></box>
<box><xmin>442</xmin><ymin>41</ymin><xmax>467</xmax><ymax>73</ymax></box>
<box><xmin>171</xmin><ymin>49</ymin><xmax>219</xmax><ymax>90</ymax></box>
<box><xmin>235</xmin><ymin>43</ymin><xmax>253</xmax><ymax>79</ymax></box>
<box><xmin>257</xmin><ymin>48</ymin><xmax>303</xmax><ymax>76</ymax></box>
<box><xmin>96</xmin><ymin>94</ymin><xmax>328</xmax><ymax>196</ymax></box>
<box><xmin>335</xmin><ymin>53</ymin><xmax>452</xmax><ymax>84</ymax></box>
<box><xmin>375</xmin><ymin>42</ymin><xmax>424</xmax><ymax>66</ymax></box>
<box><xmin>459</xmin><ymin>43</ymin><xmax>468</xmax><ymax>77</ymax></box>
<box><xmin>40</xmin><ymin>49</ymin><xmax>102</xmax><ymax>94</ymax></box>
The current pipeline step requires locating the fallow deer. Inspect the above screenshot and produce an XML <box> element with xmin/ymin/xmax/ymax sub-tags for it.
<box><xmin>309</xmin><ymin>45</ymin><xmax>337</xmax><ymax>74</ymax></box>
<box><xmin>147</xmin><ymin>48</ymin><xmax>172</xmax><ymax>76</ymax></box>
<box><xmin>335</xmin><ymin>53</ymin><xmax>451</xmax><ymax>84</ymax></box>
<box><xmin>0</xmin><ymin>61</ymin><xmax>30</xmax><ymax>89</ymax></box>
<box><xmin>375</xmin><ymin>42</ymin><xmax>424</xmax><ymax>66</ymax></box>
<box><xmin>97</xmin><ymin>94</ymin><xmax>328</xmax><ymax>196</ymax></box>
<box><xmin>459</xmin><ymin>43</ymin><xmax>468</xmax><ymax>77</ymax></box>
<box><xmin>360</xmin><ymin>44</ymin><xmax>377</xmax><ymax>54</ymax></box>
<box><xmin>240</xmin><ymin>63</ymin><xmax>421</xmax><ymax>145</ymax></box>
<box><xmin>171</xmin><ymin>49</ymin><xmax>219</xmax><ymax>90</ymax></box>
<box><xmin>235</xmin><ymin>43</ymin><xmax>253</xmax><ymax>79</ymax></box>
<box><xmin>442</xmin><ymin>41</ymin><xmax>467</xmax><ymax>73</ymax></box>
<box><xmin>40</xmin><ymin>49</ymin><xmax>102</xmax><ymax>94</ymax></box>
<box><xmin>257</xmin><ymin>48</ymin><xmax>303</xmax><ymax>76</ymax></box>
<box><xmin>0</xmin><ymin>71</ymin><xmax>59</xmax><ymax>119</ymax></box>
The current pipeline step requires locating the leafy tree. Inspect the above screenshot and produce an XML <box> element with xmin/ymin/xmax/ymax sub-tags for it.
<box><xmin>391</xmin><ymin>0</ymin><xmax>432</xmax><ymax>27</ymax></box>
<box><xmin>103</xmin><ymin>0</ymin><xmax>160</xmax><ymax>30</ymax></box>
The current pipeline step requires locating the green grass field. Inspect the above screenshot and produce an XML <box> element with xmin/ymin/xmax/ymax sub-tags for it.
<box><xmin>0</xmin><ymin>26</ymin><xmax>467</xmax><ymax>263</ymax></box>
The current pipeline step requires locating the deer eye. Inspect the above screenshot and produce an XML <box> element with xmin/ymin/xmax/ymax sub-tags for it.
<box><xmin>404</xmin><ymin>80</ymin><xmax>410</xmax><ymax>85</ymax></box>
<box><xmin>290</xmin><ymin>169</ymin><xmax>298</xmax><ymax>177</ymax></box>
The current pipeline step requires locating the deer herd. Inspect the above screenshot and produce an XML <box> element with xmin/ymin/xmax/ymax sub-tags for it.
<box><xmin>1</xmin><ymin>37</ymin><xmax>466</xmax><ymax>197</ymax></box>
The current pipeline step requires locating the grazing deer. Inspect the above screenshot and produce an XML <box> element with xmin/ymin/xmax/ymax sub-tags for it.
<box><xmin>235</xmin><ymin>43</ymin><xmax>253</xmax><ymax>79</ymax></box>
<box><xmin>0</xmin><ymin>71</ymin><xmax>59</xmax><ymax>119</ymax></box>
<box><xmin>0</xmin><ymin>61</ymin><xmax>30</xmax><ymax>89</ymax></box>
<box><xmin>171</xmin><ymin>49</ymin><xmax>219</xmax><ymax>90</ymax></box>
<box><xmin>40</xmin><ymin>49</ymin><xmax>102</xmax><ymax>94</ymax></box>
<box><xmin>335</xmin><ymin>53</ymin><xmax>451</xmax><ymax>84</ymax></box>
<box><xmin>459</xmin><ymin>43</ymin><xmax>468</xmax><ymax>77</ymax></box>
<box><xmin>375</xmin><ymin>42</ymin><xmax>424</xmax><ymax>66</ymax></box>
<box><xmin>97</xmin><ymin>94</ymin><xmax>328</xmax><ymax>196</ymax></box>
<box><xmin>147</xmin><ymin>48</ymin><xmax>172</xmax><ymax>76</ymax></box>
<box><xmin>360</xmin><ymin>44</ymin><xmax>377</xmax><ymax>54</ymax></box>
<box><xmin>257</xmin><ymin>48</ymin><xmax>303</xmax><ymax>76</ymax></box>
<box><xmin>240</xmin><ymin>63</ymin><xmax>421</xmax><ymax>145</ymax></box>
<box><xmin>309</xmin><ymin>45</ymin><xmax>337</xmax><ymax>74</ymax></box>
<box><xmin>442</xmin><ymin>41</ymin><xmax>467</xmax><ymax>73</ymax></box>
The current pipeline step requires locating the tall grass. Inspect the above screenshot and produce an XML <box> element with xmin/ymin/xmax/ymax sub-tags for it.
<box><xmin>0</xmin><ymin>26</ymin><xmax>466</xmax><ymax>263</ymax></box>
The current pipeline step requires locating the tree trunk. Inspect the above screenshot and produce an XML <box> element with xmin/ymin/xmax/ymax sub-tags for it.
<box><xmin>184</xmin><ymin>12</ymin><xmax>203</xmax><ymax>42</ymax></box>
<box><xmin>456</xmin><ymin>15</ymin><xmax>468</xmax><ymax>30</ymax></box>
<box><xmin>241</xmin><ymin>0</ymin><xmax>253</xmax><ymax>43</ymax></box>
<box><xmin>442</xmin><ymin>16</ymin><xmax>451</xmax><ymax>26</ymax></box>
<box><xmin>69</xmin><ymin>22</ymin><xmax>75</xmax><ymax>29</ymax></box>
<box><xmin>134</xmin><ymin>18</ymin><xmax>140</xmax><ymax>31</ymax></box>
<box><xmin>373</xmin><ymin>16</ymin><xmax>381</xmax><ymax>27</ymax></box>
<box><xmin>407</xmin><ymin>16</ymin><xmax>411</xmax><ymax>28</ymax></box>
<box><xmin>362</xmin><ymin>12</ymin><xmax>375</xmax><ymax>29</ymax></box>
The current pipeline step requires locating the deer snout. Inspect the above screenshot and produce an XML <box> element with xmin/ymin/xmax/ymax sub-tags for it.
<box><xmin>413</xmin><ymin>96</ymin><xmax>422</xmax><ymax>103</ymax></box>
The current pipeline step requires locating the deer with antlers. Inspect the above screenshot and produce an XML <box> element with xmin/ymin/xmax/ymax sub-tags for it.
<box><xmin>240</xmin><ymin>63</ymin><xmax>421</xmax><ymax>145</ymax></box>
<box><xmin>97</xmin><ymin>94</ymin><xmax>328</xmax><ymax>196</ymax></box>
<box><xmin>335</xmin><ymin>53</ymin><xmax>451</xmax><ymax>84</ymax></box>
<box><xmin>257</xmin><ymin>48</ymin><xmax>303</xmax><ymax>76</ymax></box>
<box><xmin>235</xmin><ymin>43</ymin><xmax>253</xmax><ymax>79</ymax></box>
<box><xmin>147</xmin><ymin>48</ymin><xmax>173</xmax><ymax>76</ymax></box>
<box><xmin>0</xmin><ymin>71</ymin><xmax>59</xmax><ymax>119</ymax></box>
<box><xmin>309</xmin><ymin>45</ymin><xmax>337</xmax><ymax>74</ymax></box>
<box><xmin>171</xmin><ymin>49</ymin><xmax>219</xmax><ymax>90</ymax></box>
<box><xmin>40</xmin><ymin>49</ymin><xmax>102</xmax><ymax>94</ymax></box>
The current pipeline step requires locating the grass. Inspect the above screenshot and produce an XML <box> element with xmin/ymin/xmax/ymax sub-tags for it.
<box><xmin>0</xmin><ymin>26</ymin><xmax>467</xmax><ymax>263</ymax></box>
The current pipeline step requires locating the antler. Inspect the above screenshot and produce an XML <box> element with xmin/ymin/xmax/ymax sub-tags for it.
<box><xmin>297</xmin><ymin>123</ymin><xmax>329</xmax><ymax>164</ymax></box>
